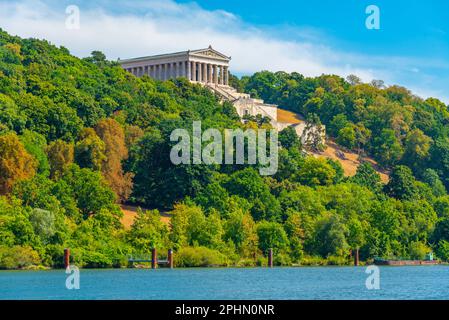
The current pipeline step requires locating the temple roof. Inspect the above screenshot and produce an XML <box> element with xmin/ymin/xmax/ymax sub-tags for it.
<box><xmin>119</xmin><ymin>46</ymin><xmax>231</xmax><ymax>64</ymax></box>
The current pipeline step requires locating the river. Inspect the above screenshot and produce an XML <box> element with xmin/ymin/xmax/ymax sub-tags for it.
<box><xmin>1</xmin><ymin>266</ymin><xmax>449</xmax><ymax>300</ymax></box>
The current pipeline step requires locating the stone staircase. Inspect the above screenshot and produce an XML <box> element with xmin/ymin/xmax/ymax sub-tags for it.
<box><xmin>205</xmin><ymin>83</ymin><xmax>250</xmax><ymax>101</ymax></box>
<box><xmin>203</xmin><ymin>82</ymin><xmax>325</xmax><ymax>146</ymax></box>
<box><xmin>205</xmin><ymin>83</ymin><xmax>278</xmax><ymax>123</ymax></box>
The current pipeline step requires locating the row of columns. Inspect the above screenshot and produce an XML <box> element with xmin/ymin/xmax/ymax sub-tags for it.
<box><xmin>126</xmin><ymin>61</ymin><xmax>229</xmax><ymax>85</ymax></box>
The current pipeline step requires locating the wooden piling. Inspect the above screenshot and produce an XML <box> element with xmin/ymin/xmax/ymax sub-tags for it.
<box><xmin>151</xmin><ymin>248</ymin><xmax>157</xmax><ymax>269</ymax></box>
<box><xmin>268</xmin><ymin>248</ymin><xmax>273</xmax><ymax>268</ymax></box>
<box><xmin>353</xmin><ymin>248</ymin><xmax>359</xmax><ymax>266</ymax></box>
<box><xmin>64</xmin><ymin>248</ymin><xmax>70</xmax><ymax>269</ymax></box>
<box><xmin>168</xmin><ymin>249</ymin><xmax>174</xmax><ymax>269</ymax></box>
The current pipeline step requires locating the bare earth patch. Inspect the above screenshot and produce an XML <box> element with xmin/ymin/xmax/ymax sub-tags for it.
<box><xmin>277</xmin><ymin>108</ymin><xmax>304</xmax><ymax>124</ymax></box>
<box><xmin>120</xmin><ymin>204</ymin><xmax>171</xmax><ymax>230</ymax></box>
<box><xmin>313</xmin><ymin>140</ymin><xmax>389</xmax><ymax>183</ymax></box>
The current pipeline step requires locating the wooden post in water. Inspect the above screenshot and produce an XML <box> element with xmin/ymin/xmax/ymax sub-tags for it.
<box><xmin>64</xmin><ymin>248</ymin><xmax>70</xmax><ymax>269</ymax></box>
<box><xmin>168</xmin><ymin>249</ymin><xmax>174</xmax><ymax>269</ymax></box>
<box><xmin>151</xmin><ymin>248</ymin><xmax>157</xmax><ymax>269</ymax></box>
<box><xmin>268</xmin><ymin>248</ymin><xmax>273</xmax><ymax>268</ymax></box>
<box><xmin>353</xmin><ymin>248</ymin><xmax>359</xmax><ymax>266</ymax></box>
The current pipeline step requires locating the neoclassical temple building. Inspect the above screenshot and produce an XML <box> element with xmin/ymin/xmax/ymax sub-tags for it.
<box><xmin>119</xmin><ymin>47</ymin><xmax>324</xmax><ymax>144</ymax></box>
<box><xmin>119</xmin><ymin>46</ymin><xmax>230</xmax><ymax>85</ymax></box>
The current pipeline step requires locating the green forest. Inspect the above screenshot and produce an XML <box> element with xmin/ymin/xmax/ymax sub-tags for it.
<box><xmin>1</xmin><ymin>29</ymin><xmax>449</xmax><ymax>269</ymax></box>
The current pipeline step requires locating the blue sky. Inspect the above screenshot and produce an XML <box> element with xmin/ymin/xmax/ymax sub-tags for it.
<box><xmin>0</xmin><ymin>0</ymin><xmax>448</xmax><ymax>103</ymax></box>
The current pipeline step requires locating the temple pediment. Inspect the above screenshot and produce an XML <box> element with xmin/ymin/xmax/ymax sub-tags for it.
<box><xmin>190</xmin><ymin>46</ymin><xmax>231</xmax><ymax>61</ymax></box>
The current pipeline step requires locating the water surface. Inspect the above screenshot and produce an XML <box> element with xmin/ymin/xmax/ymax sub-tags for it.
<box><xmin>1</xmin><ymin>266</ymin><xmax>449</xmax><ymax>300</ymax></box>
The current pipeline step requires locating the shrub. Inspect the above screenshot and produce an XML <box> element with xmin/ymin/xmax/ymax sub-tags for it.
<box><xmin>174</xmin><ymin>246</ymin><xmax>229</xmax><ymax>267</ymax></box>
<box><xmin>274</xmin><ymin>252</ymin><xmax>292</xmax><ymax>266</ymax></box>
<box><xmin>409</xmin><ymin>241</ymin><xmax>429</xmax><ymax>260</ymax></box>
<box><xmin>0</xmin><ymin>245</ymin><xmax>41</xmax><ymax>269</ymax></box>
<box><xmin>326</xmin><ymin>255</ymin><xmax>350</xmax><ymax>265</ymax></box>
<box><xmin>436</xmin><ymin>240</ymin><xmax>449</xmax><ymax>261</ymax></box>
<box><xmin>71</xmin><ymin>248</ymin><xmax>114</xmax><ymax>268</ymax></box>
<box><xmin>299</xmin><ymin>255</ymin><xmax>327</xmax><ymax>266</ymax></box>
<box><xmin>236</xmin><ymin>258</ymin><xmax>257</xmax><ymax>267</ymax></box>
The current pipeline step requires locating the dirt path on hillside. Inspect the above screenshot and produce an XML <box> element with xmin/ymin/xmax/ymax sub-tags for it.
<box><xmin>313</xmin><ymin>140</ymin><xmax>389</xmax><ymax>183</ymax></box>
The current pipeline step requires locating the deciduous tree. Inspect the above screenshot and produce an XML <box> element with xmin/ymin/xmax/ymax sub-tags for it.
<box><xmin>95</xmin><ymin>118</ymin><xmax>133</xmax><ymax>202</ymax></box>
<box><xmin>0</xmin><ymin>133</ymin><xmax>37</xmax><ymax>194</ymax></box>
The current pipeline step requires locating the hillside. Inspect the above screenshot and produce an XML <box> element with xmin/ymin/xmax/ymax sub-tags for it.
<box><xmin>240</xmin><ymin>71</ymin><xmax>449</xmax><ymax>186</ymax></box>
<box><xmin>1</xmin><ymin>29</ymin><xmax>449</xmax><ymax>269</ymax></box>
<box><xmin>314</xmin><ymin>140</ymin><xmax>389</xmax><ymax>183</ymax></box>
<box><xmin>277</xmin><ymin>108</ymin><xmax>389</xmax><ymax>182</ymax></box>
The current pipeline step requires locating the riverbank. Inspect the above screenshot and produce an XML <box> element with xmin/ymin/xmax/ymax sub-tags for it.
<box><xmin>0</xmin><ymin>256</ymin><xmax>361</xmax><ymax>271</ymax></box>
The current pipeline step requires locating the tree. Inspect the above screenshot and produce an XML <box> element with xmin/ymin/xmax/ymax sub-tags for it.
<box><xmin>430</xmin><ymin>138</ymin><xmax>449</xmax><ymax>190</ymax></box>
<box><xmin>0</xmin><ymin>133</ymin><xmax>37</xmax><ymax>194</ymax></box>
<box><xmin>295</xmin><ymin>157</ymin><xmax>336</xmax><ymax>187</ymax></box>
<box><xmin>421</xmin><ymin>169</ymin><xmax>446</xmax><ymax>197</ymax></box>
<box><xmin>284</xmin><ymin>211</ymin><xmax>305</xmax><ymax>260</ymax></box>
<box><xmin>402</xmin><ymin>200</ymin><xmax>437</xmax><ymax>242</ymax></box>
<box><xmin>83</xmin><ymin>51</ymin><xmax>109</xmax><ymax>67</ymax></box>
<box><xmin>402</xmin><ymin>129</ymin><xmax>432</xmax><ymax>173</ymax></box>
<box><xmin>169</xmin><ymin>203</ymin><xmax>223</xmax><ymax>249</ymax></box>
<box><xmin>127</xmin><ymin>209</ymin><xmax>169</xmax><ymax>253</ymax></box>
<box><xmin>275</xmin><ymin>148</ymin><xmax>304</xmax><ymax>181</ymax></box>
<box><xmin>12</xmin><ymin>175</ymin><xmax>61</xmax><ymax>214</ymax></box>
<box><xmin>29</xmin><ymin>208</ymin><xmax>55</xmax><ymax>244</ymax></box>
<box><xmin>130</xmin><ymin>127</ymin><xmax>216</xmax><ymax>209</ymax></box>
<box><xmin>75</xmin><ymin>128</ymin><xmax>106</xmax><ymax>171</ymax></box>
<box><xmin>200</xmin><ymin>211</ymin><xmax>225</xmax><ymax>249</ymax></box>
<box><xmin>326</xmin><ymin>158</ymin><xmax>344</xmax><ymax>184</ymax></box>
<box><xmin>373</xmin><ymin>129</ymin><xmax>404</xmax><ymax>167</ymax></box>
<box><xmin>256</xmin><ymin>221</ymin><xmax>289</xmax><ymax>254</ymax></box>
<box><xmin>370</xmin><ymin>80</ymin><xmax>385</xmax><ymax>89</ymax></box>
<box><xmin>312</xmin><ymin>214</ymin><xmax>349</xmax><ymax>258</ymax></box>
<box><xmin>20</xmin><ymin>130</ymin><xmax>50</xmax><ymax>176</ymax></box>
<box><xmin>409</xmin><ymin>241</ymin><xmax>430</xmax><ymax>260</ymax></box>
<box><xmin>224</xmin><ymin>210</ymin><xmax>258</xmax><ymax>258</ymax></box>
<box><xmin>337</xmin><ymin>125</ymin><xmax>356</xmax><ymax>149</ymax></box>
<box><xmin>384</xmin><ymin>165</ymin><xmax>418</xmax><ymax>200</ymax></box>
<box><xmin>301</xmin><ymin>113</ymin><xmax>325</xmax><ymax>151</ymax></box>
<box><xmin>279</xmin><ymin>126</ymin><xmax>301</xmax><ymax>150</ymax></box>
<box><xmin>60</xmin><ymin>165</ymin><xmax>117</xmax><ymax>216</ymax></box>
<box><xmin>346</xmin><ymin>74</ymin><xmax>362</xmax><ymax>86</ymax></box>
<box><xmin>347</xmin><ymin>218</ymin><xmax>366</xmax><ymax>252</ymax></box>
<box><xmin>354</xmin><ymin>123</ymin><xmax>371</xmax><ymax>155</ymax></box>
<box><xmin>0</xmin><ymin>94</ymin><xmax>26</xmax><ymax>133</ymax></box>
<box><xmin>169</xmin><ymin>203</ymin><xmax>190</xmax><ymax>250</ymax></box>
<box><xmin>95</xmin><ymin>118</ymin><xmax>133</xmax><ymax>202</ymax></box>
<box><xmin>124</xmin><ymin>125</ymin><xmax>144</xmax><ymax>149</ymax></box>
<box><xmin>329</xmin><ymin>114</ymin><xmax>349</xmax><ymax>136</ymax></box>
<box><xmin>46</xmin><ymin>140</ymin><xmax>74</xmax><ymax>180</ymax></box>
<box><xmin>436</xmin><ymin>240</ymin><xmax>449</xmax><ymax>261</ymax></box>
<box><xmin>225</xmin><ymin>167</ymin><xmax>282</xmax><ymax>221</ymax></box>
<box><xmin>351</xmin><ymin>162</ymin><xmax>383</xmax><ymax>192</ymax></box>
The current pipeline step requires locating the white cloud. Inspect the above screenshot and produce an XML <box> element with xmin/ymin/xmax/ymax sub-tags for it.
<box><xmin>0</xmin><ymin>0</ymin><xmax>447</xmax><ymax>103</ymax></box>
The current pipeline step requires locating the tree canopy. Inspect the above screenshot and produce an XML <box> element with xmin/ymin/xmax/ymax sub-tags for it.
<box><xmin>0</xmin><ymin>29</ymin><xmax>448</xmax><ymax>268</ymax></box>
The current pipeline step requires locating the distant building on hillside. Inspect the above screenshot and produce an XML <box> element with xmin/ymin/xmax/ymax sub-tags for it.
<box><xmin>119</xmin><ymin>45</ymin><xmax>230</xmax><ymax>85</ymax></box>
<box><xmin>119</xmin><ymin>47</ymin><xmax>325</xmax><ymax>145</ymax></box>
